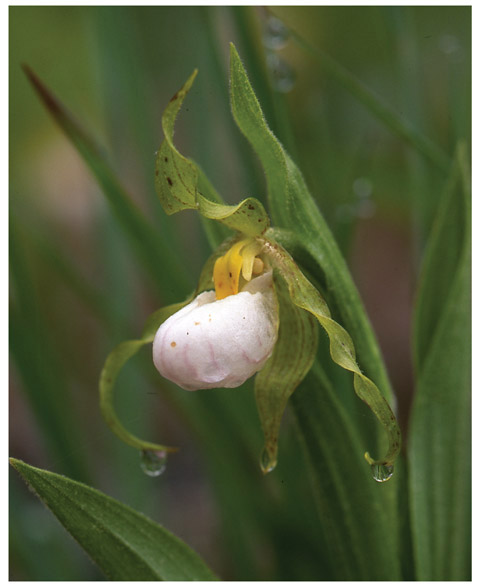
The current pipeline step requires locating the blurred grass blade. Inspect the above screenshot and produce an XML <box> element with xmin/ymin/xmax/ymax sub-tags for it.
<box><xmin>22</xmin><ymin>65</ymin><xmax>189</xmax><ymax>300</ymax></box>
<box><xmin>408</xmin><ymin>143</ymin><xmax>471</xmax><ymax>580</ymax></box>
<box><xmin>229</xmin><ymin>43</ymin><xmax>394</xmax><ymax>413</ymax></box>
<box><xmin>271</xmin><ymin>11</ymin><xmax>450</xmax><ymax>172</ymax></box>
<box><xmin>290</xmin><ymin>363</ymin><xmax>401</xmax><ymax>580</ymax></box>
<box><xmin>9</xmin><ymin>216</ymin><xmax>89</xmax><ymax>482</ymax></box>
<box><xmin>413</xmin><ymin>145</ymin><xmax>469</xmax><ymax>369</ymax></box>
<box><xmin>93</xmin><ymin>7</ymin><xmax>171</xmax><ymax>226</ymax></box>
<box><xmin>10</xmin><ymin>459</ymin><xmax>218</xmax><ymax>581</ymax></box>
<box><xmin>31</xmin><ymin>225</ymin><xmax>123</xmax><ymax>329</ymax></box>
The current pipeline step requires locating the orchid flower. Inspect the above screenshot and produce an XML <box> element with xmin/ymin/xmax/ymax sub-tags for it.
<box><xmin>100</xmin><ymin>45</ymin><xmax>401</xmax><ymax>478</ymax></box>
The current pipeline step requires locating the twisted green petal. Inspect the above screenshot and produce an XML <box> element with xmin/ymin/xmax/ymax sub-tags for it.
<box><xmin>261</xmin><ymin>236</ymin><xmax>401</xmax><ymax>469</ymax></box>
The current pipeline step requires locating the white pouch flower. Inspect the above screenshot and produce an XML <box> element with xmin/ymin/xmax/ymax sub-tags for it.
<box><xmin>153</xmin><ymin>271</ymin><xmax>279</xmax><ymax>390</ymax></box>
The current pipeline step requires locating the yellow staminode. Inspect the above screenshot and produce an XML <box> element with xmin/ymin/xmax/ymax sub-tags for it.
<box><xmin>213</xmin><ymin>239</ymin><xmax>263</xmax><ymax>300</ymax></box>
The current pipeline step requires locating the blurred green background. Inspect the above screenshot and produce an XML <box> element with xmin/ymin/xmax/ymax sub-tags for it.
<box><xmin>9</xmin><ymin>6</ymin><xmax>470</xmax><ymax>580</ymax></box>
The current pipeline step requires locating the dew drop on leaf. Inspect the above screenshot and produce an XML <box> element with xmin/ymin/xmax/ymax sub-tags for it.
<box><xmin>370</xmin><ymin>463</ymin><xmax>394</xmax><ymax>483</ymax></box>
<box><xmin>260</xmin><ymin>446</ymin><xmax>277</xmax><ymax>474</ymax></box>
<box><xmin>140</xmin><ymin>450</ymin><xmax>167</xmax><ymax>477</ymax></box>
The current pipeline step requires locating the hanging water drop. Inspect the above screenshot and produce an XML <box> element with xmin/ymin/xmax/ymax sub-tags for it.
<box><xmin>266</xmin><ymin>53</ymin><xmax>296</xmax><ymax>93</ymax></box>
<box><xmin>140</xmin><ymin>449</ymin><xmax>167</xmax><ymax>477</ymax></box>
<box><xmin>263</xmin><ymin>16</ymin><xmax>290</xmax><ymax>50</ymax></box>
<box><xmin>371</xmin><ymin>463</ymin><xmax>394</xmax><ymax>483</ymax></box>
<box><xmin>260</xmin><ymin>446</ymin><xmax>277</xmax><ymax>474</ymax></box>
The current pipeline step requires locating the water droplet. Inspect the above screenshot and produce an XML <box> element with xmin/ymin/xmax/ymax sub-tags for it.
<box><xmin>263</xmin><ymin>16</ymin><xmax>290</xmax><ymax>50</ymax></box>
<box><xmin>353</xmin><ymin>177</ymin><xmax>373</xmax><ymax>199</ymax></box>
<box><xmin>371</xmin><ymin>463</ymin><xmax>394</xmax><ymax>483</ymax></box>
<box><xmin>140</xmin><ymin>450</ymin><xmax>167</xmax><ymax>477</ymax></box>
<box><xmin>260</xmin><ymin>447</ymin><xmax>277</xmax><ymax>474</ymax></box>
<box><xmin>266</xmin><ymin>53</ymin><xmax>296</xmax><ymax>93</ymax></box>
<box><xmin>438</xmin><ymin>34</ymin><xmax>463</xmax><ymax>62</ymax></box>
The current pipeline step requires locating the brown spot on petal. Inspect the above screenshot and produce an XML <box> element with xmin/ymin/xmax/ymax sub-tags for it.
<box><xmin>194</xmin><ymin>321</ymin><xmax>200</xmax><ymax>325</ymax></box>
<box><xmin>170</xmin><ymin>341</ymin><xmax>176</xmax><ymax>347</ymax></box>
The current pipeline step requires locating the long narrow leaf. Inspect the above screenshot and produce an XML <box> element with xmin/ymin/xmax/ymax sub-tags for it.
<box><xmin>10</xmin><ymin>459</ymin><xmax>218</xmax><ymax>581</ymax></box>
<box><xmin>229</xmin><ymin>43</ymin><xmax>394</xmax><ymax>412</ymax></box>
<box><xmin>22</xmin><ymin>65</ymin><xmax>190</xmax><ymax>301</ymax></box>
<box><xmin>9</xmin><ymin>217</ymin><xmax>89</xmax><ymax>482</ymax></box>
<box><xmin>291</xmin><ymin>364</ymin><xmax>401</xmax><ymax>580</ymax></box>
<box><xmin>408</xmin><ymin>143</ymin><xmax>471</xmax><ymax>580</ymax></box>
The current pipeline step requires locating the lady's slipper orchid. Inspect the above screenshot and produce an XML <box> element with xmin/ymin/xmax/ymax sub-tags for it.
<box><xmin>152</xmin><ymin>270</ymin><xmax>279</xmax><ymax>391</ymax></box>
<box><xmin>99</xmin><ymin>46</ymin><xmax>401</xmax><ymax>479</ymax></box>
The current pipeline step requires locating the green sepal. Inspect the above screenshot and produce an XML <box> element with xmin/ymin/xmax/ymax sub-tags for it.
<box><xmin>255</xmin><ymin>277</ymin><xmax>319</xmax><ymax>473</ymax></box>
<box><xmin>99</xmin><ymin>246</ymin><xmax>228</xmax><ymax>453</ymax></box>
<box><xmin>99</xmin><ymin>302</ymin><xmax>186</xmax><ymax>454</ymax></box>
<box><xmin>155</xmin><ymin>70</ymin><xmax>270</xmax><ymax>236</ymax></box>
<box><xmin>261</xmin><ymin>236</ymin><xmax>402</xmax><ymax>470</ymax></box>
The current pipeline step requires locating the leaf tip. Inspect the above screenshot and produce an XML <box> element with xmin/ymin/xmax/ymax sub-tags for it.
<box><xmin>188</xmin><ymin>68</ymin><xmax>199</xmax><ymax>85</ymax></box>
<box><xmin>229</xmin><ymin>42</ymin><xmax>240</xmax><ymax>63</ymax></box>
<box><xmin>180</xmin><ymin>69</ymin><xmax>198</xmax><ymax>97</ymax></box>
<box><xmin>22</xmin><ymin>64</ymin><xmax>66</xmax><ymax>124</ymax></box>
<box><xmin>9</xmin><ymin>458</ymin><xmax>28</xmax><ymax>478</ymax></box>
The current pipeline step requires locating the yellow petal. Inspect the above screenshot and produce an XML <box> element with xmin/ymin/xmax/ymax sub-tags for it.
<box><xmin>213</xmin><ymin>240</ymin><xmax>246</xmax><ymax>300</ymax></box>
<box><xmin>241</xmin><ymin>240</ymin><xmax>263</xmax><ymax>281</ymax></box>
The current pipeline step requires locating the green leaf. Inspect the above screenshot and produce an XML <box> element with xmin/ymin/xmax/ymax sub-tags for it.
<box><xmin>10</xmin><ymin>459</ymin><xmax>218</xmax><ymax>581</ymax></box>
<box><xmin>408</xmin><ymin>143</ymin><xmax>471</xmax><ymax>580</ymax></box>
<box><xmin>262</xmin><ymin>236</ymin><xmax>401</xmax><ymax>470</ymax></box>
<box><xmin>255</xmin><ymin>277</ymin><xmax>318</xmax><ymax>472</ymax></box>
<box><xmin>155</xmin><ymin>70</ymin><xmax>270</xmax><ymax>237</ymax></box>
<box><xmin>290</xmin><ymin>364</ymin><xmax>401</xmax><ymax>580</ymax></box>
<box><xmin>229</xmin><ymin>42</ymin><xmax>394</xmax><ymax>418</ymax></box>
<box><xmin>413</xmin><ymin>146</ymin><xmax>469</xmax><ymax>370</ymax></box>
<box><xmin>22</xmin><ymin>65</ymin><xmax>189</xmax><ymax>300</ymax></box>
<box><xmin>9</xmin><ymin>216</ymin><xmax>90</xmax><ymax>482</ymax></box>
